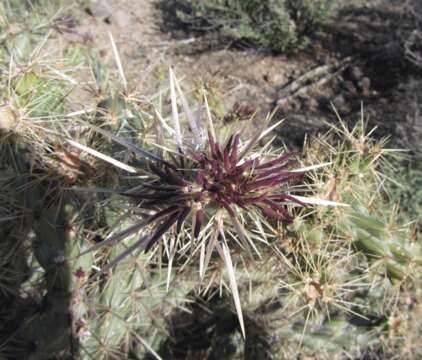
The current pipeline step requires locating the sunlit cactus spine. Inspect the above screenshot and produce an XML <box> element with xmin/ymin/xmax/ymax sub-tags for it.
<box><xmin>226</xmin><ymin>118</ymin><xmax>422</xmax><ymax>359</ymax></box>
<box><xmin>342</xmin><ymin>210</ymin><xmax>422</xmax><ymax>280</ymax></box>
<box><xmin>69</xmin><ymin>205</ymin><xmax>194</xmax><ymax>359</ymax></box>
<box><xmin>66</xmin><ymin>69</ymin><xmax>422</xmax><ymax>358</ymax></box>
<box><xmin>73</xmin><ymin>264</ymin><xmax>193</xmax><ymax>359</ymax></box>
<box><xmin>68</xmin><ymin>70</ymin><xmax>341</xmax><ymax>337</ymax></box>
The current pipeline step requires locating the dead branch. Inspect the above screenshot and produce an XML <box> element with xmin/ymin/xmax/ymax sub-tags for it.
<box><xmin>276</xmin><ymin>57</ymin><xmax>354</xmax><ymax>106</ymax></box>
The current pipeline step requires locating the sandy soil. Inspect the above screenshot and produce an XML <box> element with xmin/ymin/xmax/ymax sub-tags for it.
<box><xmin>62</xmin><ymin>0</ymin><xmax>421</xmax><ymax>152</ymax></box>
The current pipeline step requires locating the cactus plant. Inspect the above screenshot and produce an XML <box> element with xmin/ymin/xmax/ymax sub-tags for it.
<box><xmin>137</xmin><ymin>115</ymin><xmax>422</xmax><ymax>359</ymax></box>
<box><xmin>211</xmin><ymin>117</ymin><xmax>422</xmax><ymax>359</ymax></box>
<box><xmin>67</xmin><ymin>69</ymin><xmax>352</xmax><ymax>339</ymax></box>
<box><xmin>1</xmin><ymin>2</ymin><xmax>421</xmax><ymax>358</ymax></box>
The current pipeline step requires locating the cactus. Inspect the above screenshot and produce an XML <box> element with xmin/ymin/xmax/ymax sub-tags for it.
<box><xmin>67</xmin><ymin>69</ymin><xmax>340</xmax><ymax>339</ymax></box>
<box><xmin>63</xmin><ymin>72</ymin><xmax>422</xmax><ymax>360</ymax></box>
<box><xmin>199</xmin><ymin>118</ymin><xmax>422</xmax><ymax>359</ymax></box>
<box><xmin>0</xmin><ymin>171</ymin><xmax>73</xmax><ymax>359</ymax></box>
<box><xmin>70</xmin><ymin>206</ymin><xmax>194</xmax><ymax>359</ymax></box>
<box><xmin>1</xmin><ymin>2</ymin><xmax>421</xmax><ymax>357</ymax></box>
<box><xmin>136</xmin><ymin>116</ymin><xmax>421</xmax><ymax>359</ymax></box>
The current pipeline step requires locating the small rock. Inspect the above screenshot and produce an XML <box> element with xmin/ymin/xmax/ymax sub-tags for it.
<box><xmin>112</xmin><ymin>10</ymin><xmax>132</xmax><ymax>28</ymax></box>
<box><xmin>89</xmin><ymin>0</ymin><xmax>112</xmax><ymax>18</ymax></box>
<box><xmin>264</xmin><ymin>73</ymin><xmax>284</xmax><ymax>86</ymax></box>
<box><xmin>332</xmin><ymin>94</ymin><xmax>351</xmax><ymax>113</ymax></box>
<box><xmin>358</xmin><ymin>77</ymin><xmax>371</xmax><ymax>96</ymax></box>
<box><xmin>348</xmin><ymin>66</ymin><xmax>364</xmax><ymax>82</ymax></box>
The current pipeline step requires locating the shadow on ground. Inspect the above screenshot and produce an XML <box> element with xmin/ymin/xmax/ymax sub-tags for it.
<box><xmin>274</xmin><ymin>2</ymin><xmax>422</xmax><ymax>149</ymax></box>
<box><xmin>154</xmin><ymin>0</ymin><xmax>422</xmax><ymax>155</ymax></box>
<box><xmin>146</xmin><ymin>294</ymin><xmax>271</xmax><ymax>360</ymax></box>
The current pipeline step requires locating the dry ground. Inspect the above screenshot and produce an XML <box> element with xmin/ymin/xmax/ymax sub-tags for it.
<box><xmin>61</xmin><ymin>0</ymin><xmax>422</xmax><ymax>153</ymax></box>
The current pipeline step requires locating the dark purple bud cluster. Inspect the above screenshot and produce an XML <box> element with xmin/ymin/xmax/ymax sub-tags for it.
<box><xmin>121</xmin><ymin>132</ymin><xmax>304</xmax><ymax>252</ymax></box>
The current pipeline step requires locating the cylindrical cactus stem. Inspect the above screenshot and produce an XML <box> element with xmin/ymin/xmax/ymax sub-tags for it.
<box><xmin>343</xmin><ymin>211</ymin><xmax>422</xmax><ymax>280</ymax></box>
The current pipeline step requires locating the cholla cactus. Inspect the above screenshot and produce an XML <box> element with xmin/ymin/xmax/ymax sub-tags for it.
<box><xmin>222</xmin><ymin>117</ymin><xmax>422</xmax><ymax>359</ymax></box>
<box><xmin>73</xmin><ymin>248</ymin><xmax>191</xmax><ymax>359</ymax></box>
<box><xmin>76</xmin><ymin>126</ymin><xmax>305</xmax><ymax>256</ymax></box>
<box><xmin>68</xmin><ymin>70</ymin><xmax>345</xmax><ymax>336</ymax></box>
